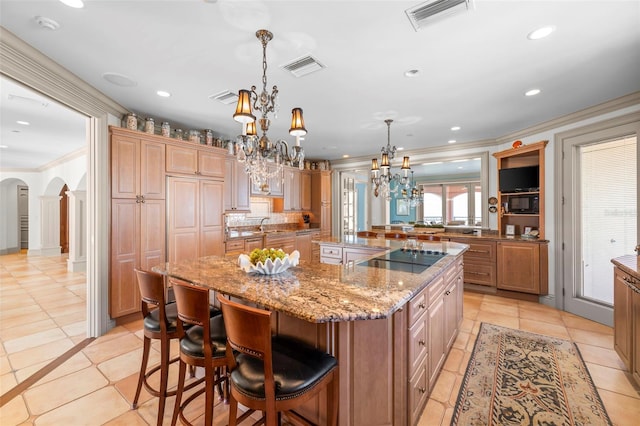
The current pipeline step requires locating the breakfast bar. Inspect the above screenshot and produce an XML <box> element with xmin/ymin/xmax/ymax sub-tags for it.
<box><xmin>153</xmin><ymin>240</ymin><xmax>467</xmax><ymax>425</ymax></box>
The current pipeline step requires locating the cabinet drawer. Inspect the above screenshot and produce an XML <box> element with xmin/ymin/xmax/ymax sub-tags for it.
<box><xmin>427</xmin><ymin>275</ymin><xmax>445</xmax><ymax>306</ymax></box>
<box><xmin>464</xmin><ymin>241</ymin><xmax>496</xmax><ymax>261</ymax></box>
<box><xmin>225</xmin><ymin>240</ymin><xmax>244</xmax><ymax>253</ymax></box>
<box><xmin>320</xmin><ymin>245</ymin><xmax>342</xmax><ymax>259</ymax></box>
<box><xmin>408</xmin><ymin>312</ymin><xmax>429</xmax><ymax>375</ymax></box>
<box><xmin>408</xmin><ymin>287</ymin><xmax>428</xmax><ymax>326</ymax></box>
<box><xmin>463</xmin><ymin>260</ymin><xmax>496</xmax><ymax>287</ymax></box>
<box><xmin>408</xmin><ymin>363</ymin><xmax>429</xmax><ymax>426</ymax></box>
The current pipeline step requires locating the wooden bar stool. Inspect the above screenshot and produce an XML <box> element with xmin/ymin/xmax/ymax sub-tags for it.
<box><xmin>384</xmin><ymin>232</ymin><xmax>407</xmax><ymax>239</ymax></box>
<box><xmin>171</xmin><ymin>281</ymin><xmax>229</xmax><ymax>426</ymax></box>
<box><xmin>415</xmin><ymin>234</ymin><xmax>441</xmax><ymax>241</ymax></box>
<box><xmin>132</xmin><ymin>269</ymin><xmax>182</xmax><ymax>426</ymax></box>
<box><xmin>357</xmin><ymin>230</ymin><xmax>379</xmax><ymax>238</ymax></box>
<box><xmin>217</xmin><ymin>294</ymin><xmax>339</xmax><ymax>426</ymax></box>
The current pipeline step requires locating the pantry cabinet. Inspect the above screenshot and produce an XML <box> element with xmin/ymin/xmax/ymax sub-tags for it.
<box><xmin>166</xmin><ymin>144</ymin><xmax>225</xmax><ymax>178</ymax></box>
<box><xmin>224</xmin><ymin>157</ymin><xmax>250</xmax><ymax>212</ymax></box>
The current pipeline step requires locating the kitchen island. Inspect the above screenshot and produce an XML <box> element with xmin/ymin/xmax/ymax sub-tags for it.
<box><xmin>153</xmin><ymin>240</ymin><xmax>467</xmax><ymax>425</ymax></box>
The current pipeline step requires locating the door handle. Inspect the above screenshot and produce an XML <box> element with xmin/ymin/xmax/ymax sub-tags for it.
<box><xmin>610</xmin><ymin>239</ymin><xmax>616</xmax><ymax>243</ymax></box>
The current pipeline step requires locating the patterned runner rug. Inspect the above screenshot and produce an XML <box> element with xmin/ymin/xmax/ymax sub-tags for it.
<box><xmin>451</xmin><ymin>323</ymin><xmax>612</xmax><ymax>426</ymax></box>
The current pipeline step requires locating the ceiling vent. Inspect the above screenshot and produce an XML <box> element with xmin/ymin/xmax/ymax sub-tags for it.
<box><xmin>406</xmin><ymin>0</ymin><xmax>473</xmax><ymax>31</ymax></box>
<box><xmin>209</xmin><ymin>90</ymin><xmax>238</xmax><ymax>105</ymax></box>
<box><xmin>281</xmin><ymin>55</ymin><xmax>325</xmax><ymax>78</ymax></box>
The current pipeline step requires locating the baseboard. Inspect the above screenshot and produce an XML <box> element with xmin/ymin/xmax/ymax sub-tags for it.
<box><xmin>0</xmin><ymin>247</ymin><xmax>20</xmax><ymax>255</ymax></box>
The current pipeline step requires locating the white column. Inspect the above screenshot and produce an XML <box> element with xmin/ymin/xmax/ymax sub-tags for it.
<box><xmin>39</xmin><ymin>195</ymin><xmax>62</xmax><ymax>256</ymax></box>
<box><xmin>66</xmin><ymin>190</ymin><xmax>87</xmax><ymax>271</ymax></box>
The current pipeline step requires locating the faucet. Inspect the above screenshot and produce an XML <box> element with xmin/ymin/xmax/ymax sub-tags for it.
<box><xmin>259</xmin><ymin>217</ymin><xmax>269</xmax><ymax>232</ymax></box>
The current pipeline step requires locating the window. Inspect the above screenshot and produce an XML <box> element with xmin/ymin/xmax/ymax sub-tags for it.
<box><xmin>421</xmin><ymin>181</ymin><xmax>481</xmax><ymax>226</ymax></box>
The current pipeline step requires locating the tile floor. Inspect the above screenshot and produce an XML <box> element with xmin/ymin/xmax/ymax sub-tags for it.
<box><xmin>1</xmin><ymin>253</ymin><xmax>639</xmax><ymax>425</ymax></box>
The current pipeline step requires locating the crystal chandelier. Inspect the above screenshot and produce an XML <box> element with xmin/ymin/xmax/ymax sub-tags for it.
<box><xmin>371</xmin><ymin>119</ymin><xmax>411</xmax><ymax>201</ymax></box>
<box><xmin>233</xmin><ymin>29</ymin><xmax>307</xmax><ymax>191</ymax></box>
<box><xmin>402</xmin><ymin>170</ymin><xmax>424</xmax><ymax>208</ymax></box>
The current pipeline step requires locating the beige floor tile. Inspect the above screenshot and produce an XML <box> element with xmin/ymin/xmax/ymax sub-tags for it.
<box><xmin>23</xmin><ymin>366</ymin><xmax>109</xmax><ymax>415</ymax></box>
<box><xmin>443</xmin><ymin>348</ymin><xmax>464</xmax><ymax>373</ymax></box>
<box><xmin>0</xmin><ymin>355</ymin><xmax>11</xmax><ymax>375</ymax></box>
<box><xmin>0</xmin><ymin>318</ymin><xmax>59</xmax><ymax>342</ymax></box>
<box><xmin>562</xmin><ymin>312</ymin><xmax>614</xmax><ymax>335</ymax></box>
<box><xmin>586</xmin><ymin>362</ymin><xmax>640</xmax><ymax>399</ymax></box>
<box><xmin>479</xmin><ymin>301</ymin><xmax>519</xmax><ymax>317</ymax></box>
<box><xmin>0</xmin><ymin>305</ymin><xmax>44</xmax><ymax>322</ymax></box>
<box><xmin>61</xmin><ymin>320</ymin><xmax>86</xmax><ymax>337</ymax></box>
<box><xmin>52</xmin><ymin>309</ymin><xmax>86</xmax><ymax>327</ymax></box>
<box><xmin>82</xmin><ymin>333</ymin><xmax>143</xmax><ymax>364</ymax></box>
<box><xmin>430</xmin><ymin>370</ymin><xmax>457</xmax><ymax>403</ymax></box>
<box><xmin>452</xmin><ymin>330</ymin><xmax>469</xmax><ymax>350</ymax></box>
<box><xmin>102</xmin><ymin>409</ymin><xmax>149</xmax><ymax>426</ymax></box>
<box><xmin>416</xmin><ymin>398</ymin><xmax>445</xmax><ymax>426</ymax></box>
<box><xmin>576</xmin><ymin>342</ymin><xmax>627</xmax><ymax>370</ymax></box>
<box><xmin>114</xmin><ymin>371</ymin><xmax>154</xmax><ymax>408</ymax></box>
<box><xmin>448</xmin><ymin>375</ymin><xmax>463</xmax><ymax>407</ymax></box>
<box><xmin>33</xmin><ymin>386</ymin><xmax>130</xmax><ymax>425</ymax></box>
<box><xmin>8</xmin><ymin>338</ymin><xmax>74</xmax><ymax>370</ymax></box>
<box><xmin>598</xmin><ymin>388</ymin><xmax>640</xmax><ymax>426</ymax></box>
<box><xmin>567</xmin><ymin>328</ymin><xmax>614</xmax><ymax>349</ymax></box>
<box><xmin>1</xmin><ymin>371</ymin><xmax>18</xmax><ymax>394</ymax></box>
<box><xmin>0</xmin><ymin>395</ymin><xmax>30</xmax><ymax>426</ymax></box>
<box><xmin>15</xmin><ymin>352</ymin><xmax>92</xmax><ymax>385</ymax></box>
<box><xmin>475</xmin><ymin>312</ymin><xmax>520</xmax><ymax>329</ymax></box>
<box><xmin>98</xmin><ymin>348</ymin><xmax>154</xmax><ymax>383</ymax></box>
<box><xmin>3</xmin><ymin>327</ymin><xmax>68</xmax><ymax>354</ymax></box>
<box><xmin>518</xmin><ymin>318</ymin><xmax>571</xmax><ymax>339</ymax></box>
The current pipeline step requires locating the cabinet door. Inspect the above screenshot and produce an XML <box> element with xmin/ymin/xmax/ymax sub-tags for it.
<box><xmin>245</xmin><ymin>237</ymin><xmax>264</xmax><ymax>252</ymax></box>
<box><xmin>613</xmin><ymin>268</ymin><xmax>632</xmax><ymax>369</ymax></box>
<box><xmin>234</xmin><ymin>163</ymin><xmax>251</xmax><ymax>211</ymax></box>
<box><xmin>444</xmin><ymin>279</ymin><xmax>458</xmax><ymax>350</ymax></box>
<box><xmin>198</xmin><ymin>150</ymin><xmax>225</xmax><ymax>178</ymax></box>
<box><xmin>284</xmin><ymin>168</ymin><xmax>300</xmax><ymax>211</ymax></box>
<box><xmin>295</xmin><ymin>233</ymin><xmax>312</xmax><ymax>262</ymax></box>
<box><xmin>200</xmin><ymin>179</ymin><xmax>224</xmax><ymax>257</ymax></box>
<box><xmin>223</xmin><ymin>158</ymin><xmax>234</xmax><ymax>211</ymax></box>
<box><xmin>167</xmin><ymin>177</ymin><xmax>199</xmax><ymax>263</ymax></box>
<box><xmin>632</xmin><ymin>288</ymin><xmax>640</xmax><ymax>385</ymax></box>
<box><xmin>269</xmin><ymin>166</ymin><xmax>284</xmax><ymax>197</ymax></box>
<box><xmin>166</xmin><ymin>145</ymin><xmax>197</xmax><ymax>175</ymax></box>
<box><xmin>139</xmin><ymin>199</ymin><xmax>165</xmax><ymax>271</ymax></box>
<box><xmin>110</xmin><ymin>198</ymin><xmax>140</xmax><ymax>317</ymax></box>
<box><xmin>428</xmin><ymin>297</ymin><xmax>445</xmax><ymax>391</ymax></box>
<box><xmin>140</xmin><ymin>141</ymin><xmax>165</xmax><ymax>199</ymax></box>
<box><xmin>320</xmin><ymin>203</ymin><xmax>332</xmax><ymax>237</ymax></box>
<box><xmin>300</xmin><ymin>171</ymin><xmax>311</xmax><ymax>211</ymax></box>
<box><xmin>111</xmin><ymin>134</ymin><xmax>140</xmax><ymax>199</ymax></box>
<box><xmin>320</xmin><ymin>171</ymin><xmax>331</xmax><ymax>204</ymax></box>
<box><xmin>496</xmin><ymin>242</ymin><xmax>541</xmax><ymax>294</ymax></box>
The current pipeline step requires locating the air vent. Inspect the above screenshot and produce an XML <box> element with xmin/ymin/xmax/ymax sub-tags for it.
<box><xmin>209</xmin><ymin>90</ymin><xmax>238</xmax><ymax>105</ymax></box>
<box><xmin>406</xmin><ymin>0</ymin><xmax>472</xmax><ymax>31</ymax></box>
<box><xmin>281</xmin><ymin>55</ymin><xmax>325</xmax><ymax>78</ymax></box>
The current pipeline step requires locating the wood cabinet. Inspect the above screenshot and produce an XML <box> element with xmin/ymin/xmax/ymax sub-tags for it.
<box><xmin>166</xmin><ymin>144</ymin><xmax>225</xmax><ymax>178</ymax></box>
<box><xmin>496</xmin><ymin>240</ymin><xmax>548</xmax><ymax>295</ymax></box>
<box><xmin>318</xmin><ymin>243</ymin><xmax>384</xmax><ymax>265</ymax></box>
<box><xmin>264</xmin><ymin>232</ymin><xmax>296</xmax><ymax>255</ymax></box>
<box><xmin>300</xmin><ymin>171</ymin><xmax>311</xmax><ymax>211</ymax></box>
<box><xmin>224</xmin><ymin>157</ymin><xmax>250</xmax><ymax>212</ymax></box>
<box><xmin>613</xmin><ymin>265</ymin><xmax>640</xmax><ymax>387</ymax></box>
<box><xmin>110</xmin><ymin>129</ymin><xmax>166</xmax><ymax>318</ymax></box>
<box><xmin>250</xmin><ymin>164</ymin><xmax>283</xmax><ymax>197</ymax></box>
<box><xmin>283</xmin><ymin>167</ymin><xmax>301</xmax><ymax>211</ymax></box>
<box><xmin>295</xmin><ymin>232</ymin><xmax>312</xmax><ymax>262</ymax></box>
<box><xmin>225</xmin><ymin>236</ymin><xmax>264</xmax><ymax>257</ymax></box>
<box><xmin>311</xmin><ymin>170</ymin><xmax>332</xmax><ymax>237</ymax></box>
<box><xmin>445</xmin><ymin>238</ymin><xmax>496</xmax><ymax>287</ymax></box>
<box><xmin>167</xmin><ymin>176</ymin><xmax>224</xmax><ymax>263</ymax></box>
<box><xmin>493</xmin><ymin>140</ymin><xmax>548</xmax><ymax>238</ymax></box>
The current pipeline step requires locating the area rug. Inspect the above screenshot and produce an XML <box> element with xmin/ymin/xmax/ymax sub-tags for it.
<box><xmin>451</xmin><ymin>323</ymin><xmax>612</xmax><ymax>426</ymax></box>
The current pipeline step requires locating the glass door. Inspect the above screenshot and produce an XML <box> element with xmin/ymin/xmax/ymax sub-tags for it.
<box><xmin>562</xmin><ymin>126</ymin><xmax>638</xmax><ymax>326</ymax></box>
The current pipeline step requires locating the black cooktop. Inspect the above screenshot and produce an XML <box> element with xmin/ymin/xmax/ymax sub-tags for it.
<box><xmin>359</xmin><ymin>248</ymin><xmax>447</xmax><ymax>274</ymax></box>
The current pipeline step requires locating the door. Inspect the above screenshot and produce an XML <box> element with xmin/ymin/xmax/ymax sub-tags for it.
<box><xmin>342</xmin><ymin>176</ymin><xmax>355</xmax><ymax>237</ymax></box>
<box><xmin>561</xmin><ymin>115</ymin><xmax>639</xmax><ymax>326</ymax></box>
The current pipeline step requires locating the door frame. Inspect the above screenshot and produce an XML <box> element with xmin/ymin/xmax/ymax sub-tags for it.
<box><xmin>554</xmin><ymin>111</ymin><xmax>640</xmax><ymax>326</ymax></box>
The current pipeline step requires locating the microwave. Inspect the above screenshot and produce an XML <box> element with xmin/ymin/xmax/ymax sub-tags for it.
<box><xmin>508</xmin><ymin>195</ymin><xmax>539</xmax><ymax>214</ymax></box>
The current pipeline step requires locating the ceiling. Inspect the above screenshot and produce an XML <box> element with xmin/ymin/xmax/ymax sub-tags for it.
<box><xmin>1</xmin><ymin>0</ymin><xmax>639</xmax><ymax>171</ymax></box>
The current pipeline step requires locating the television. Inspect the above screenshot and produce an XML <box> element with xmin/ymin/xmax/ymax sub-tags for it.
<box><xmin>499</xmin><ymin>165</ymin><xmax>539</xmax><ymax>193</ymax></box>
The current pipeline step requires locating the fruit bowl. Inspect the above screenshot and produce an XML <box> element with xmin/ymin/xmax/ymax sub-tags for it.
<box><xmin>238</xmin><ymin>250</ymin><xmax>300</xmax><ymax>275</ymax></box>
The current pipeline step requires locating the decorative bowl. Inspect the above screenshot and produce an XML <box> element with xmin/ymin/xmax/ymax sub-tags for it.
<box><xmin>238</xmin><ymin>250</ymin><xmax>300</xmax><ymax>275</ymax></box>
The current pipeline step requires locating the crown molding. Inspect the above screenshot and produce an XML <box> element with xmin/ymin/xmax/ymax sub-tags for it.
<box><xmin>0</xmin><ymin>26</ymin><xmax>127</xmax><ymax>118</ymax></box>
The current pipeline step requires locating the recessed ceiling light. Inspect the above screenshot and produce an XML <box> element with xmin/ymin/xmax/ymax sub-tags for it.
<box><xmin>342</xmin><ymin>154</ymin><xmax>350</xmax><ymax>158</ymax></box>
<box><xmin>35</xmin><ymin>16</ymin><xmax>60</xmax><ymax>30</ymax></box>
<box><xmin>457</xmin><ymin>166</ymin><xmax>464</xmax><ymax>169</ymax></box>
<box><xmin>525</xmin><ymin>89</ymin><xmax>541</xmax><ymax>96</ymax></box>
<box><xmin>102</xmin><ymin>72</ymin><xmax>137</xmax><ymax>87</ymax></box>
<box><xmin>0</xmin><ymin>145</ymin><xmax>8</xmax><ymax>149</ymax></box>
<box><xmin>404</xmin><ymin>69</ymin><xmax>420</xmax><ymax>78</ymax></box>
<box><xmin>397</xmin><ymin>147</ymin><xmax>405</xmax><ymax>151</ymax></box>
<box><xmin>527</xmin><ymin>26</ymin><xmax>555</xmax><ymax>40</ymax></box>
<box><xmin>59</xmin><ymin>0</ymin><xmax>84</xmax><ymax>8</ymax></box>
<box><xmin>156</xmin><ymin>90</ymin><xmax>171</xmax><ymax>97</ymax></box>
<box><xmin>448</xmin><ymin>139</ymin><xmax>456</xmax><ymax>144</ymax></box>
<box><xmin>17</xmin><ymin>120</ymin><xmax>30</xmax><ymax>125</ymax></box>
<box><xmin>451</xmin><ymin>126</ymin><xmax>461</xmax><ymax>131</ymax></box>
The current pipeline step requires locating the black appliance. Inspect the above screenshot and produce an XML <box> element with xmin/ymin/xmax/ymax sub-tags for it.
<box><xmin>360</xmin><ymin>249</ymin><xmax>447</xmax><ymax>274</ymax></box>
<box><xmin>508</xmin><ymin>194</ymin><xmax>539</xmax><ymax>214</ymax></box>
<box><xmin>499</xmin><ymin>165</ymin><xmax>539</xmax><ymax>193</ymax></box>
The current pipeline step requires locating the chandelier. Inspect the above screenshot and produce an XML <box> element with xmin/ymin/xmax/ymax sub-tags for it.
<box><xmin>233</xmin><ymin>29</ymin><xmax>307</xmax><ymax>190</ymax></box>
<box><xmin>371</xmin><ymin>119</ymin><xmax>411</xmax><ymax>200</ymax></box>
<box><xmin>402</xmin><ymin>170</ymin><xmax>424</xmax><ymax>208</ymax></box>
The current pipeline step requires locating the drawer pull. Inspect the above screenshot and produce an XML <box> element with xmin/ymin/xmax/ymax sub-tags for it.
<box><xmin>418</xmin><ymin>387</ymin><xmax>426</xmax><ymax>394</ymax></box>
<box><xmin>445</xmin><ymin>290</ymin><xmax>451</xmax><ymax>296</ymax></box>
<box><xmin>418</xmin><ymin>339</ymin><xmax>425</xmax><ymax>346</ymax></box>
<box><xmin>468</xmin><ymin>249</ymin><xmax>489</xmax><ymax>253</ymax></box>
<box><xmin>467</xmin><ymin>271</ymin><xmax>490</xmax><ymax>276</ymax></box>
<box><xmin>419</xmin><ymin>302</ymin><xmax>426</xmax><ymax>309</ymax></box>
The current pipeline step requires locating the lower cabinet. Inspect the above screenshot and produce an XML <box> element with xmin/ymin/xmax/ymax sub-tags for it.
<box><xmin>496</xmin><ymin>240</ymin><xmax>548</xmax><ymax>294</ymax></box>
<box><xmin>613</xmin><ymin>264</ymin><xmax>640</xmax><ymax>387</ymax></box>
<box><xmin>264</xmin><ymin>232</ymin><xmax>296</xmax><ymax>255</ymax></box>
<box><xmin>295</xmin><ymin>232</ymin><xmax>312</xmax><ymax>262</ymax></box>
<box><xmin>318</xmin><ymin>243</ymin><xmax>385</xmax><ymax>264</ymax></box>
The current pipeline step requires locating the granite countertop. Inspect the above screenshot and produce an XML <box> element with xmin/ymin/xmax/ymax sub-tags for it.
<box><xmin>153</xmin><ymin>241</ymin><xmax>468</xmax><ymax>323</ymax></box>
<box><xmin>612</xmin><ymin>255</ymin><xmax>640</xmax><ymax>286</ymax></box>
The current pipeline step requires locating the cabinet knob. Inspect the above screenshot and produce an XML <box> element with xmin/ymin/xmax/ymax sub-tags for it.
<box><xmin>418</xmin><ymin>339</ymin><xmax>425</xmax><ymax>346</ymax></box>
<box><xmin>445</xmin><ymin>290</ymin><xmax>451</xmax><ymax>296</ymax></box>
<box><xmin>418</xmin><ymin>387</ymin><xmax>426</xmax><ymax>394</ymax></box>
<box><xmin>419</xmin><ymin>302</ymin><xmax>426</xmax><ymax>309</ymax></box>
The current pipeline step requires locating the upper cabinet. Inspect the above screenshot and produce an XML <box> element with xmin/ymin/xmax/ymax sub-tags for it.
<box><xmin>493</xmin><ymin>140</ymin><xmax>548</xmax><ymax>239</ymax></box>
<box><xmin>283</xmin><ymin>166</ymin><xmax>301</xmax><ymax>211</ymax></box>
<box><xmin>250</xmin><ymin>164</ymin><xmax>284</xmax><ymax>197</ymax></box>
<box><xmin>166</xmin><ymin>145</ymin><xmax>225</xmax><ymax>178</ymax></box>
<box><xmin>311</xmin><ymin>170</ymin><xmax>332</xmax><ymax>237</ymax></box>
<box><xmin>224</xmin><ymin>157</ymin><xmax>251</xmax><ymax>212</ymax></box>
<box><xmin>111</xmin><ymin>133</ymin><xmax>165</xmax><ymax>199</ymax></box>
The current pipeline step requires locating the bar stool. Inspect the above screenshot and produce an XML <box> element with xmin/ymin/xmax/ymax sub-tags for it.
<box><xmin>415</xmin><ymin>234</ymin><xmax>441</xmax><ymax>241</ymax></box>
<box><xmin>384</xmin><ymin>231</ymin><xmax>407</xmax><ymax>239</ymax></box>
<box><xmin>132</xmin><ymin>269</ymin><xmax>181</xmax><ymax>426</ymax></box>
<box><xmin>171</xmin><ymin>281</ymin><xmax>229</xmax><ymax>426</ymax></box>
<box><xmin>357</xmin><ymin>230</ymin><xmax>379</xmax><ymax>238</ymax></box>
<box><xmin>217</xmin><ymin>294</ymin><xmax>339</xmax><ymax>426</ymax></box>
